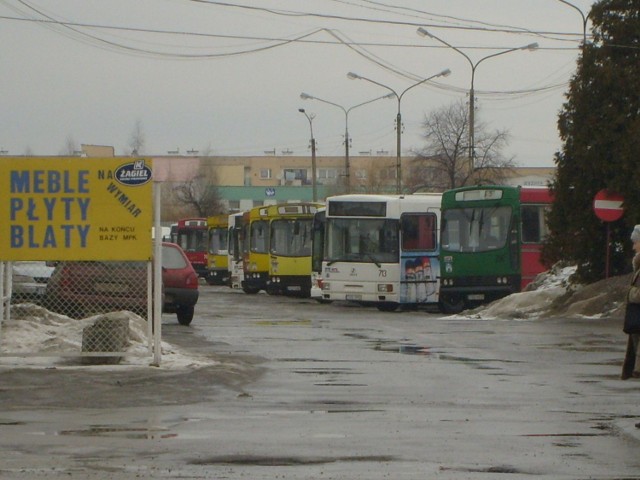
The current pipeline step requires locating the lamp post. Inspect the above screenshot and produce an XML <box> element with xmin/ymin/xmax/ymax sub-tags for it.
<box><xmin>556</xmin><ymin>0</ymin><xmax>590</xmax><ymax>45</ymax></box>
<box><xmin>298</xmin><ymin>108</ymin><xmax>317</xmax><ymax>202</ymax></box>
<box><xmin>299</xmin><ymin>92</ymin><xmax>394</xmax><ymax>193</ymax></box>
<box><xmin>417</xmin><ymin>27</ymin><xmax>537</xmax><ymax>171</ymax></box>
<box><xmin>347</xmin><ymin>68</ymin><xmax>451</xmax><ymax>194</ymax></box>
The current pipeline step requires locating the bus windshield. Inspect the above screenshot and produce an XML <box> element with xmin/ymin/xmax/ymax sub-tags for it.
<box><xmin>270</xmin><ymin>219</ymin><xmax>312</xmax><ymax>257</ymax></box>
<box><xmin>326</xmin><ymin>218</ymin><xmax>399</xmax><ymax>264</ymax></box>
<box><xmin>250</xmin><ymin>220</ymin><xmax>269</xmax><ymax>254</ymax></box>
<box><xmin>208</xmin><ymin>227</ymin><xmax>228</xmax><ymax>255</ymax></box>
<box><xmin>178</xmin><ymin>229</ymin><xmax>207</xmax><ymax>252</ymax></box>
<box><xmin>442</xmin><ymin>206</ymin><xmax>512</xmax><ymax>252</ymax></box>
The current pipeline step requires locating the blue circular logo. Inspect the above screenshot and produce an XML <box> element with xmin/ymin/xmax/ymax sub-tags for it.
<box><xmin>115</xmin><ymin>160</ymin><xmax>152</xmax><ymax>186</ymax></box>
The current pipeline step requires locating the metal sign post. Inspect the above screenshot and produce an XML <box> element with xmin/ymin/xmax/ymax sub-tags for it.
<box><xmin>593</xmin><ymin>189</ymin><xmax>624</xmax><ymax>278</ymax></box>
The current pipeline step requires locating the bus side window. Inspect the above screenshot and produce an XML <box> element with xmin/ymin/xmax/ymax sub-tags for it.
<box><xmin>521</xmin><ymin>205</ymin><xmax>542</xmax><ymax>243</ymax></box>
<box><xmin>401</xmin><ymin>215</ymin><xmax>419</xmax><ymax>250</ymax></box>
<box><xmin>403</xmin><ymin>214</ymin><xmax>436</xmax><ymax>251</ymax></box>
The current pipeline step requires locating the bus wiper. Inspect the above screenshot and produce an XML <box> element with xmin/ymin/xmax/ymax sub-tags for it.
<box><xmin>365</xmin><ymin>254</ymin><xmax>381</xmax><ymax>268</ymax></box>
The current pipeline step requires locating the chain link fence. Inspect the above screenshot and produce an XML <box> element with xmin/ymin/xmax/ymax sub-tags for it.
<box><xmin>1</xmin><ymin>260</ymin><xmax>154</xmax><ymax>362</ymax></box>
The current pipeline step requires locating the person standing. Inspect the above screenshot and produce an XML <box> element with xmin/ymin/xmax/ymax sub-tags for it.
<box><xmin>622</xmin><ymin>225</ymin><xmax>640</xmax><ymax>379</ymax></box>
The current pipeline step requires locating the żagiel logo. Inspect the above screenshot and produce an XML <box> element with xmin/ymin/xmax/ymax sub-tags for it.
<box><xmin>115</xmin><ymin>159</ymin><xmax>152</xmax><ymax>186</ymax></box>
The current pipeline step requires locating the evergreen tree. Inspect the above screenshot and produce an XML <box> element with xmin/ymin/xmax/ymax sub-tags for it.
<box><xmin>543</xmin><ymin>0</ymin><xmax>640</xmax><ymax>282</ymax></box>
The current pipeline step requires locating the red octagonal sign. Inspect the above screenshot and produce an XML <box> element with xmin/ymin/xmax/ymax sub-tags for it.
<box><xmin>593</xmin><ymin>189</ymin><xmax>624</xmax><ymax>222</ymax></box>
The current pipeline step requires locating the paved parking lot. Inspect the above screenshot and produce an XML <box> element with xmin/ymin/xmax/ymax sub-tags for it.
<box><xmin>1</xmin><ymin>285</ymin><xmax>640</xmax><ymax>479</ymax></box>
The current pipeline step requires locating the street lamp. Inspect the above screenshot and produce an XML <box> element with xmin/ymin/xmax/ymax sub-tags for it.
<box><xmin>417</xmin><ymin>27</ymin><xmax>537</xmax><ymax>171</ymax></box>
<box><xmin>299</xmin><ymin>92</ymin><xmax>394</xmax><ymax>193</ymax></box>
<box><xmin>298</xmin><ymin>108</ymin><xmax>317</xmax><ymax>202</ymax></box>
<box><xmin>556</xmin><ymin>0</ymin><xmax>590</xmax><ymax>45</ymax></box>
<box><xmin>347</xmin><ymin>68</ymin><xmax>451</xmax><ymax>194</ymax></box>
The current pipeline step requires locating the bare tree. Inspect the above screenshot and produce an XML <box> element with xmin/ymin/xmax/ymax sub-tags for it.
<box><xmin>60</xmin><ymin>135</ymin><xmax>78</xmax><ymax>156</ymax></box>
<box><xmin>407</xmin><ymin>100</ymin><xmax>515</xmax><ymax>192</ymax></box>
<box><xmin>172</xmin><ymin>161</ymin><xmax>225</xmax><ymax>217</ymax></box>
<box><xmin>129</xmin><ymin>119</ymin><xmax>145</xmax><ymax>155</ymax></box>
<box><xmin>353</xmin><ymin>158</ymin><xmax>396</xmax><ymax>193</ymax></box>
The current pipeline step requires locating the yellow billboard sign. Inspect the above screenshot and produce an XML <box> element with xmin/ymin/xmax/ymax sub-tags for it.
<box><xmin>0</xmin><ymin>157</ymin><xmax>153</xmax><ymax>261</ymax></box>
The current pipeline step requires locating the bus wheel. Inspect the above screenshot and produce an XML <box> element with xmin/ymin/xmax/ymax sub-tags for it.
<box><xmin>242</xmin><ymin>286</ymin><xmax>261</xmax><ymax>294</ymax></box>
<box><xmin>266</xmin><ymin>285</ymin><xmax>280</xmax><ymax>296</ymax></box>
<box><xmin>439</xmin><ymin>295</ymin><xmax>465</xmax><ymax>314</ymax></box>
<box><xmin>377</xmin><ymin>302</ymin><xmax>399</xmax><ymax>312</ymax></box>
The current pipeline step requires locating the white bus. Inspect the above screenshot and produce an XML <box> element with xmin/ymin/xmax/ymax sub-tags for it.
<box><xmin>321</xmin><ymin>194</ymin><xmax>441</xmax><ymax>311</ymax></box>
<box><xmin>227</xmin><ymin>212</ymin><xmax>245</xmax><ymax>290</ymax></box>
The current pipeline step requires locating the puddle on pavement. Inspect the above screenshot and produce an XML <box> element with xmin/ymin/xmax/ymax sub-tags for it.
<box><xmin>254</xmin><ymin>319</ymin><xmax>312</xmax><ymax>326</ymax></box>
<box><xmin>58</xmin><ymin>424</ymin><xmax>177</xmax><ymax>440</ymax></box>
<box><xmin>190</xmin><ymin>454</ymin><xmax>396</xmax><ymax>466</ymax></box>
<box><xmin>314</xmin><ymin>382</ymin><xmax>369</xmax><ymax>387</ymax></box>
<box><xmin>372</xmin><ymin>341</ymin><xmax>432</xmax><ymax>356</ymax></box>
<box><xmin>293</xmin><ymin>368</ymin><xmax>359</xmax><ymax>378</ymax></box>
<box><xmin>0</xmin><ymin>419</ymin><xmax>25</xmax><ymax>426</ymax></box>
<box><xmin>440</xmin><ymin>465</ymin><xmax>524</xmax><ymax>474</ymax></box>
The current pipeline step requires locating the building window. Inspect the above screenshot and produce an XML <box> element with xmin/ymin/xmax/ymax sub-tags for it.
<box><xmin>260</xmin><ymin>168</ymin><xmax>272</xmax><ymax>179</ymax></box>
<box><xmin>228</xmin><ymin>200</ymin><xmax>240</xmax><ymax>210</ymax></box>
<box><xmin>381</xmin><ymin>168</ymin><xmax>396</xmax><ymax>179</ymax></box>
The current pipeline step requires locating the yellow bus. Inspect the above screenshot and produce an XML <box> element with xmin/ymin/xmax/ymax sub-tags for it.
<box><xmin>266</xmin><ymin>202</ymin><xmax>321</xmax><ymax>297</ymax></box>
<box><xmin>206</xmin><ymin>214</ymin><xmax>229</xmax><ymax>285</ymax></box>
<box><xmin>242</xmin><ymin>206</ymin><xmax>270</xmax><ymax>294</ymax></box>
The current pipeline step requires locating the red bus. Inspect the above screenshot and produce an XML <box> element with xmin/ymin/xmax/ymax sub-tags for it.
<box><xmin>175</xmin><ymin>218</ymin><xmax>208</xmax><ymax>279</ymax></box>
<box><xmin>519</xmin><ymin>187</ymin><xmax>553</xmax><ymax>290</ymax></box>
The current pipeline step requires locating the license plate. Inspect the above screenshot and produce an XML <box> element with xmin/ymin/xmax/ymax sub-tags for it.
<box><xmin>287</xmin><ymin>286</ymin><xmax>301</xmax><ymax>291</ymax></box>
<box><xmin>467</xmin><ymin>294</ymin><xmax>485</xmax><ymax>301</ymax></box>
<box><xmin>346</xmin><ymin>294</ymin><xmax>362</xmax><ymax>301</ymax></box>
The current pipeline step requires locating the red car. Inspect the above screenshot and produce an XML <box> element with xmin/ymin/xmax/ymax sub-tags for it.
<box><xmin>44</xmin><ymin>243</ymin><xmax>199</xmax><ymax>325</ymax></box>
<box><xmin>161</xmin><ymin>242</ymin><xmax>199</xmax><ymax>325</ymax></box>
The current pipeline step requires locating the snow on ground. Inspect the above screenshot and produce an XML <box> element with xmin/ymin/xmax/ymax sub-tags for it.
<box><xmin>445</xmin><ymin>264</ymin><xmax>579</xmax><ymax>321</ymax></box>
<box><xmin>0</xmin><ymin>304</ymin><xmax>219</xmax><ymax>370</ymax></box>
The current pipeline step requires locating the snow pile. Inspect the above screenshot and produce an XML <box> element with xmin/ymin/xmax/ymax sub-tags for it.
<box><xmin>450</xmin><ymin>263</ymin><xmax>579</xmax><ymax>321</ymax></box>
<box><xmin>0</xmin><ymin>304</ymin><xmax>219</xmax><ymax>369</ymax></box>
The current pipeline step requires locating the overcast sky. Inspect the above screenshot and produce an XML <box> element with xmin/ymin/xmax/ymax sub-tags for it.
<box><xmin>0</xmin><ymin>0</ymin><xmax>595</xmax><ymax>166</ymax></box>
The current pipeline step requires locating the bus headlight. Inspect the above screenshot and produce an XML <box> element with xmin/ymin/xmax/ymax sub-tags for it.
<box><xmin>322</xmin><ymin>282</ymin><xmax>330</xmax><ymax>291</ymax></box>
<box><xmin>378</xmin><ymin>284</ymin><xmax>393</xmax><ymax>293</ymax></box>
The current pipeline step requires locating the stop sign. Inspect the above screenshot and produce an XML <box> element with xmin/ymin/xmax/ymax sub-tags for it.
<box><xmin>593</xmin><ymin>189</ymin><xmax>624</xmax><ymax>222</ymax></box>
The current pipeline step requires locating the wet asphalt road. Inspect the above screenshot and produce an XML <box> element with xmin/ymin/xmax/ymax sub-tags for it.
<box><xmin>1</xmin><ymin>285</ymin><xmax>640</xmax><ymax>479</ymax></box>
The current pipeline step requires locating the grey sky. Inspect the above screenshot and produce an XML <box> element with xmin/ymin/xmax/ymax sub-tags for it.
<box><xmin>0</xmin><ymin>0</ymin><xmax>594</xmax><ymax>166</ymax></box>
